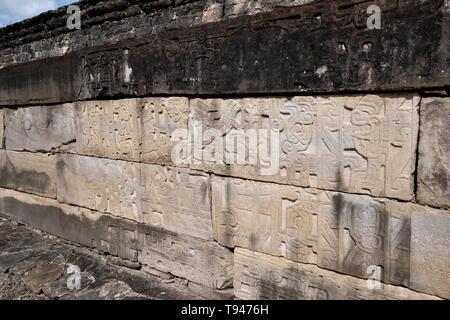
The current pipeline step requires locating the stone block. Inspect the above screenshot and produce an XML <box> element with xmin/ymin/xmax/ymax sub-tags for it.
<box><xmin>5</xmin><ymin>104</ymin><xmax>75</xmax><ymax>152</ymax></box>
<box><xmin>410</xmin><ymin>209</ymin><xmax>450</xmax><ymax>299</ymax></box>
<box><xmin>138</xmin><ymin>227</ymin><xmax>233</xmax><ymax>290</ymax></box>
<box><xmin>214</xmin><ymin>177</ymin><xmax>450</xmax><ymax>295</ymax></box>
<box><xmin>56</xmin><ymin>154</ymin><xmax>213</xmax><ymax>240</ymax></box>
<box><xmin>224</xmin><ymin>0</ymin><xmax>313</xmax><ymax>18</ymax></box>
<box><xmin>0</xmin><ymin>109</ymin><xmax>4</xmax><ymax>148</ymax></box>
<box><xmin>193</xmin><ymin>95</ymin><xmax>419</xmax><ymax>200</ymax></box>
<box><xmin>212</xmin><ymin>177</ymin><xmax>411</xmax><ymax>285</ymax></box>
<box><xmin>74</xmin><ymin>99</ymin><xmax>141</xmax><ymax>161</ymax></box>
<box><xmin>75</xmin><ymin>97</ymin><xmax>189</xmax><ymax>165</ymax></box>
<box><xmin>234</xmin><ymin>248</ymin><xmax>438</xmax><ymax>300</ymax></box>
<box><xmin>0</xmin><ymin>188</ymin><xmax>232</xmax><ymax>289</ymax></box>
<box><xmin>417</xmin><ymin>98</ymin><xmax>450</xmax><ymax>209</ymax></box>
<box><xmin>0</xmin><ymin>150</ymin><xmax>56</xmax><ymax>198</ymax></box>
<box><xmin>2</xmin><ymin>0</ymin><xmax>448</xmax><ymax>105</ymax></box>
<box><xmin>140</xmin><ymin>97</ymin><xmax>189</xmax><ymax>165</ymax></box>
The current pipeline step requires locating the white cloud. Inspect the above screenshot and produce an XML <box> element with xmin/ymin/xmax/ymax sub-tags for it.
<box><xmin>0</xmin><ymin>0</ymin><xmax>58</xmax><ymax>27</ymax></box>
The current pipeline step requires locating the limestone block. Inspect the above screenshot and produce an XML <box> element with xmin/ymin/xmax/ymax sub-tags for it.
<box><xmin>0</xmin><ymin>109</ymin><xmax>4</xmax><ymax>148</ymax></box>
<box><xmin>225</xmin><ymin>0</ymin><xmax>313</xmax><ymax>18</ymax></box>
<box><xmin>191</xmin><ymin>95</ymin><xmax>419</xmax><ymax>200</ymax></box>
<box><xmin>138</xmin><ymin>227</ymin><xmax>233</xmax><ymax>290</ymax></box>
<box><xmin>139</xmin><ymin>164</ymin><xmax>212</xmax><ymax>241</ymax></box>
<box><xmin>0</xmin><ymin>187</ymin><xmax>94</xmax><ymax>248</ymax></box>
<box><xmin>216</xmin><ymin>176</ymin><xmax>450</xmax><ymax>298</ymax></box>
<box><xmin>410</xmin><ymin>208</ymin><xmax>450</xmax><ymax>299</ymax></box>
<box><xmin>234</xmin><ymin>248</ymin><xmax>438</xmax><ymax>300</ymax></box>
<box><xmin>212</xmin><ymin>177</ymin><xmax>411</xmax><ymax>286</ymax></box>
<box><xmin>0</xmin><ymin>188</ymin><xmax>232</xmax><ymax>289</ymax></box>
<box><xmin>75</xmin><ymin>99</ymin><xmax>141</xmax><ymax>161</ymax></box>
<box><xmin>5</xmin><ymin>104</ymin><xmax>75</xmax><ymax>152</ymax></box>
<box><xmin>417</xmin><ymin>98</ymin><xmax>450</xmax><ymax>209</ymax></box>
<box><xmin>0</xmin><ymin>150</ymin><xmax>56</xmax><ymax>198</ymax></box>
<box><xmin>56</xmin><ymin>154</ymin><xmax>213</xmax><ymax>240</ymax></box>
<box><xmin>140</xmin><ymin>97</ymin><xmax>189</xmax><ymax>165</ymax></box>
<box><xmin>75</xmin><ymin>97</ymin><xmax>189</xmax><ymax>165</ymax></box>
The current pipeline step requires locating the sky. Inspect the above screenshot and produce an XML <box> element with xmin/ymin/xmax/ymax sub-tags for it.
<box><xmin>0</xmin><ymin>0</ymin><xmax>74</xmax><ymax>27</ymax></box>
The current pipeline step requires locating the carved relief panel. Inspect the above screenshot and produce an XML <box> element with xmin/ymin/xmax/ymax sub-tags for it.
<box><xmin>193</xmin><ymin>95</ymin><xmax>418</xmax><ymax>200</ymax></box>
<box><xmin>234</xmin><ymin>248</ymin><xmax>436</xmax><ymax>300</ymax></box>
<box><xmin>80</xmin><ymin>48</ymin><xmax>137</xmax><ymax>98</ymax></box>
<box><xmin>75</xmin><ymin>99</ymin><xmax>141</xmax><ymax>161</ymax></box>
<box><xmin>75</xmin><ymin>97</ymin><xmax>189</xmax><ymax>165</ymax></box>
<box><xmin>57</xmin><ymin>154</ymin><xmax>213</xmax><ymax>240</ymax></box>
<box><xmin>213</xmin><ymin>177</ymin><xmax>412</xmax><ymax>286</ymax></box>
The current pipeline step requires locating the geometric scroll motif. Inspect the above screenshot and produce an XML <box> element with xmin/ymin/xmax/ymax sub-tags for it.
<box><xmin>193</xmin><ymin>95</ymin><xmax>419</xmax><ymax>200</ymax></box>
<box><xmin>75</xmin><ymin>97</ymin><xmax>188</xmax><ymax>165</ymax></box>
<box><xmin>212</xmin><ymin>177</ymin><xmax>411</xmax><ymax>286</ymax></box>
<box><xmin>234</xmin><ymin>248</ymin><xmax>435</xmax><ymax>300</ymax></box>
<box><xmin>56</xmin><ymin>154</ymin><xmax>212</xmax><ymax>241</ymax></box>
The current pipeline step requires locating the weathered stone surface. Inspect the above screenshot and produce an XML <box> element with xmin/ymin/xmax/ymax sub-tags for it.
<box><xmin>0</xmin><ymin>54</ymin><xmax>82</xmax><ymax>105</ymax></box>
<box><xmin>75</xmin><ymin>99</ymin><xmax>141</xmax><ymax>161</ymax></box>
<box><xmin>234</xmin><ymin>248</ymin><xmax>438</xmax><ymax>300</ymax></box>
<box><xmin>0</xmin><ymin>217</ymin><xmax>202</xmax><ymax>300</ymax></box>
<box><xmin>213</xmin><ymin>176</ymin><xmax>450</xmax><ymax>295</ymax></box>
<box><xmin>0</xmin><ymin>109</ymin><xmax>4</xmax><ymax>148</ymax></box>
<box><xmin>0</xmin><ymin>0</ymin><xmax>227</xmax><ymax>68</ymax></box>
<box><xmin>138</xmin><ymin>226</ymin><xmax>233</xmax><ymax>290</ymax></box>
<box><xmin>75</xmin><ymin>97</ymin><xmax>189</xmax><ymax>165</ymax></box>
<box><xmin>225</xmin><ymin>0</ymin><xmax>313</xmax><ymax>17</ymax></box>
<box><xmin>22</xmin><ymin>262</ymin><xmax>66</xmax><ymax>293</ymax></box>
<box><xmin>212</xmin><ymin>177</ymin><xmax>410</xmax><ymax>285</ymax></box>
<box><xmin>0</xmin><ymin>150</ymin><xmax>56</xmax><ymax>198</ymax></box>
<box><xmin>0</xmin><ymin>0</ymin><xmax>448</xmax><ymax>105</ymax></box>
<box><xmin>197</xmin><ymin>95</ymin><xmax>419</xmax><ymax>200</ymax></box>
<box><xmin>0</xmin><ymin>188</ymin><xmax>233</xmax><ymax>290</ymax></box>
<box><xmin>57</xmin><ymin>154</ymin><xmax>212</xmax><ymax>240</ymax></box>
<box><xmin>410</xmin><ymin>210</ymin><xmax>450</xmax><ymax>299</ymax></box>
<box><xmin>417</xmin><ymin>98</ymin><xmax>450</xmax><ymax>209</ymax></box>
<box><xmin>5</xmin><ymin>104</ymin><xmax>75</xmax><ymax>152</ymax></box>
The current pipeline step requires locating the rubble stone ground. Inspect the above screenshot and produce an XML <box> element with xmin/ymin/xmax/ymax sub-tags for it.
<box><xmin>0</xmin><ymin>217</ymin><xmax>201</xmax><ymax>300</ymax></box>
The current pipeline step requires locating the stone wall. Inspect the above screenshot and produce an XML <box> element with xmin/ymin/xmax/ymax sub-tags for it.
<box><xmin>0</xmin><ymin>0</ymin><xmax>449</xmax><ymax>300</ymax></box>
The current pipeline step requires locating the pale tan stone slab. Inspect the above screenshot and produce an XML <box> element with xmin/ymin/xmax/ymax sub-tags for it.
<box><xmin>213</xmin><ymin>176</ymin><xmax>450</xmax><ymax>294</ymax></box>
<box><xmin>212</xmin><ymin>176</ymin><xmax>410</xmax><ymax>285</ymax></box>
<box><xmin>75</xmin><ymin>97</ymin><xmax>189</xmax><ymax>165</ymax></box>
<box><xmin>140</xmin><ymin>97</ymin><xmax>189</xmax><ymax>165</ymax></box>
<box><xmin>224</xmin><ymin>0</ymin><xmax>313</xmax><ymax>18</ymax></box>
<box><xmin>56</xmin><ymin>154</ymin><xmax>141</xmax><ymax>220</ymax></box>
<box><xmin>139</xmin><ymin>228</ymin><xmax>233</xmax><ymax>290</ymax></box>
<box><xmin>234</xmin><ymin>248</ymin><xmax>439</xmax><ymax>300</ymax></box>
<box><xmin>75</xmin><ymin>99</ymin><xmax>141</xmax><ymax>161</ymax></box>
<box><xmin>191</xmin><ymin>95</ymin><xmax>419</xmax><ymax>200</ymax></box>
<box><xmin>56</xmin><ymin>154</ymin><xmax>213</xmax><ymax>240</ymax></box>
<box><xmin>0</xmin><ymin>150</ymin><xmax>56</xmax><ymax>198</ymax></box>
<box><xmin>0</xmin><ymin>188</ymin><xmax>232</xmax><ymax>289</ymax></box>
<box><xmin>410</xmin><ymin>206</ymin><xmax>450</xmax><ymax>299</ymax></box>
<box><xmin>417</xmin><ymin>98</ymin><xmax>450</xmax><ymax>209</ymax></box>
<box><xmin>5</xmin><ymin>104</ymin><xmax>75</xmax><ymax>152</ymax></box>
<box><xmin>0</xmin><ymin>109</ymin><xmax>4</xmax><ymax>148</ymax></box>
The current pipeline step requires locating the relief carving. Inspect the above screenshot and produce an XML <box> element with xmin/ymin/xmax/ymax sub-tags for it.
<box><xmin>213</xmin><ymin>177</ymin><xmax>412</xmax><ymax>285</ymax></box>
<box><xmin>234</xmin><ymin>248</ymin><xmax>436</xmax><ymax>300</ymax></box>
<box><xmin>80</xmin><ymin>48</ymin><xmax>137</xmax><ymax>98</ymax></box>
<box><xmin>57</xmin><ymin>154</ymin><xmax>213</xmax><ymax>241</ymax></box>
<box><xmin>193</xmin><ymin>95</ymin><xmax>418</xmax><ymax>200</ymax></box>
<box><xmin>75</xmin><ymin>97</ymin><xmax>189</xmax><ymax>165</ymax></box>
